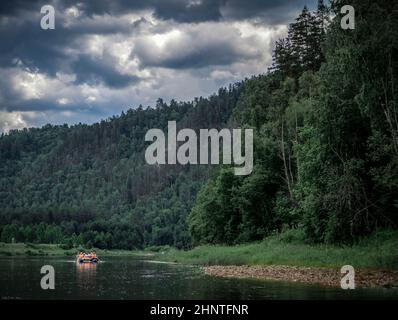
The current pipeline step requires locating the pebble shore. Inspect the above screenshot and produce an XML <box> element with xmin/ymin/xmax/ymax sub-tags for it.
<box><xmin>203</xmin><ymin>265</ymin><xmax>398</xmax><ymax>288</ymax></box>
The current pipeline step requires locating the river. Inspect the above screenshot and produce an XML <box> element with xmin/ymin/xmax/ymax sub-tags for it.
<box><xmin>0</xmin><ymin>256</ymin><xmax>397</xmax><ymax>299</ymax></box>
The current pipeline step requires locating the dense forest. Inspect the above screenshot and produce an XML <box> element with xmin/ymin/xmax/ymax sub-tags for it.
<box><xmin>0</xmin><ymin>83</ymin><xmax>243</xmax><ymax>249</ymax></box>
<box><xmin>0</xmin><ymin>0</ymin><xmax>397</xmax><ymax>249</ymax></box>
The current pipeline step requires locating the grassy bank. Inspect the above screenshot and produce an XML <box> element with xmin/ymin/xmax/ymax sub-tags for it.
<box><xmin>0</xmin><ymin>243</ymin><xmax>147</xmax><ymax>257</ymax></box>
<box><xmin>157</xmin><ymin>230</ymin><xmax>398</xmax><ymax>270</ymax></box>
<box><xmin>2</xmin><ymin>230</ymin><xmax>397</xmax><ymax>270</ymax></box>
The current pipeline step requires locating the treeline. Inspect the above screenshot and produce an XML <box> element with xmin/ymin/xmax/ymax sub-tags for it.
<box><xmin>189</xmin><ymin>0</ymin><xmax>398</xmax><ymax>245</ymax></box>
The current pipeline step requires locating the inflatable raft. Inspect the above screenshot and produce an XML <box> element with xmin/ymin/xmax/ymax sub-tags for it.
<box><xmin>77</xmin><ymin>257</ymin><xmax>99</xmax><ymax>263</ymax></box>
<box><xmin>76</xmin><ymin>252</ymin><xmax>99</xmax><ymax>264</ymax></box>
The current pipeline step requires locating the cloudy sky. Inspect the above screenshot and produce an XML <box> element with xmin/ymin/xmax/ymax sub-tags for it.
<box><xmin>0</xmin><ymin>0</ymin><xmax>316</xmax><ymax>133</ymax></box>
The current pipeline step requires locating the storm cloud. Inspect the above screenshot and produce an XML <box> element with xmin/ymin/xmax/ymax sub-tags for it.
<box><xmin>0</xmin><ymin>0</ymin><xmax>316</xmax><ymax>132</ymax></box>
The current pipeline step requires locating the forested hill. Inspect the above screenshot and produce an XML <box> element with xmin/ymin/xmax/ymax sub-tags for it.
<box><xmin>0</xmin><ymin>84</ymin><xmax>244</xmax><ymax>249</ymax></box>
<box><xmin>1</xmin><ymin>0</ymin><xmax>397</xmax><ymax>250</ymax></box>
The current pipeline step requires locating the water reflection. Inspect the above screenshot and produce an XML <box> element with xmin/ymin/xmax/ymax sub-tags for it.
<box><xmin>0</xmin><ymin>256</ymin><xmax>397</xmax><ymax>299</ymax></box>
<box><xmin>76</xmin><ymin>262</ymin><xmax>97</xmax><ymax>291</ymax></box>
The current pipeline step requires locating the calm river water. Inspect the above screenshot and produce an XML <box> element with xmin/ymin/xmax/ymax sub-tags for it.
<box><xmin>0</xmin><ymin>256</ymin><xmax>397</xmax><ymax>299</ymax></box>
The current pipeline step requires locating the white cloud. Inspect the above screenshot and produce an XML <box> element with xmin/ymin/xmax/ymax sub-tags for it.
<box><xmin>57</xmin><ymin>98</ymin><xmax>71</xmax><ymax>105</ymax></box>
<box><xmin>0</xmin><ymin>110</ymin><xmax>34</xmax><ymax>133</ymax></box>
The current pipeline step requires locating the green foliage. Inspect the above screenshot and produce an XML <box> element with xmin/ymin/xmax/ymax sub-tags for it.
<box><xmin>0</xmin><ymin>85</ymin><xmax>244</xmax><ymax>249</ymax></box>
<box><xmin>294</xmin><ymin>0</ymin><xmax>398</xmax><ymax>242</ymax></box>
<box><xmin>160</xmin><ymin>229</ymin><xmax>398</xmax><ymax>270</ymax></box>
<box><xmin>189</xmin><ymin>162</ymin><xmax>281</xmax><ymax>245</ymax></box>
<box><xmin>189</xmin><ymin>0</ymin><xmax>398</xmax><ymax>245</ymax></box>
<box><xmin>270</xmin><ymin>1</ymin><xmax>329</xmax><ymax>78</ymax></box>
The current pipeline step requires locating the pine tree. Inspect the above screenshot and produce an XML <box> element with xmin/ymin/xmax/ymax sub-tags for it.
<box><xmin>312</xmin><ymin>0</ymin><xmax>330</xmax><ymax>69</ymax></box>
<box><xmin>271</xmin><ymin>4</ymin><xmax>329</xmax><ymax>78</ymax></box>
<box><xmin>270</xmin><ymin>38</ymin><xmax>295</xmax><ymax>78</ymax></box>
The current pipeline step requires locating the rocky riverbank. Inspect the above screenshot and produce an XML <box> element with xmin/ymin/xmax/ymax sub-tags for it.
<box><xmin>203</xmin><ymin>265</ymin><xmax>398</xmax><ymax>288</ymax></box>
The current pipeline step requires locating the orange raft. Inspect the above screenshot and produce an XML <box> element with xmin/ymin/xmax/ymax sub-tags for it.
<box><xmin>76</xmin><ymin>252</ymin><xmax>99</xmax><ymax>264</ymax></box>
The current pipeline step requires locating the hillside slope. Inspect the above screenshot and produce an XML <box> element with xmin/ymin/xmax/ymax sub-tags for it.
<box><xmin>0</xmin><ymin>85</ymin><xmax>243</xmax><ymax>249</ymax></box>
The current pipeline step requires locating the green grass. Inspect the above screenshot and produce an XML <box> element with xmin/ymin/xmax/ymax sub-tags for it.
<box><xmin>1</xmin><ymin>230</ymin><xmax>397</xmax><ymax>270</ymax></box>
<box><xmin>0</xmin><ymin>243</ymin><xmax>149</xmax><ymax>257</ymax></box>
<box><xmin>157</xmin><ymin>230</ymin><xmax>398</xmax><ymax>270</ymax></box>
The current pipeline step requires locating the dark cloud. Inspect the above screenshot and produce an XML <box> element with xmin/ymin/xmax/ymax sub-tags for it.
<box><xmin>72</xmin><ymin>54</ymin><xmax>140</xmax><ymax>88</ymax></box>
<box><xmin>134</xmin><ymin>26</ymin><xmax>262</xmax><ymax>70</ymax></box>
<box><xmin>152</xmin><ymin>0</ymin><xmax>221</xmax><ymax>23</ymax></box>
<box><xmin>0</xmin><ymin>0</ymin><xmax>314</xmax><ymax>76</ymax></box>
<box><xmin>1</xmin><ymin>0</ymin><xmax>312</xmax><ymax>23</ymax></box>
<box><xmin>0</xmin><ymin>23</ymin><xmax>71</xmax><ymax>77</ymax></box>
<box><xmin>62</xmin><ymin>0</ymin><xmax>221</xmax><ymax>23</ymax></box>
<box><xmin>145</xmin><ymin>49</ymin><xmax>244</xmax><ymax>69</ymax></box>
<box><xmin>0</xmin><ymin>13</ymin><xmax>140</xmax><ymax>88</ymax></box>
<box><xmin>220</xmin><ymin>0</ymin><xmax>312</xmax><ymax>22</ymax></box>
<box><xmin>66</xmin><ymin>0</ymin><xmax>312</xmax><ymax>23</ymax></box>
<box><xmin>0</xmin><ymin>0</ymin><xmax>317</xmax><ymax>132</ymax></box>
<box><xmin>5</xmin><ymin>99</ymin><xmax>61</xmax><ymax>112</ymax></box>
<box><xmin>0</xmin><ymin>0</ymin><xmax>44</xmax><ymax>16</ymax></box>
